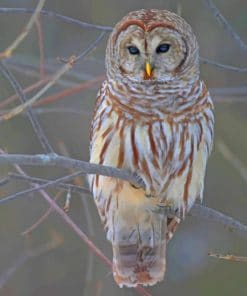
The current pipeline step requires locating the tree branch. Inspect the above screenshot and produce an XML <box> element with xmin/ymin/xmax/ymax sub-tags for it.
<box><xmin>204</xmin><ymin>0</ymin><xmax>247</xmax><ymax>51</ymax></box>
<box><xmin>190</xmin><ymin>204</ymin><xmax>247</xmax><ymax>240</ymax></box>
<box><xmin>0</xmin><ymin>6</ymin><xmax>246</xmax><ymax>74</ymax></box>
<box><xmin>8</xmin><ymin>172</ymin><xmax>90</xmax><ymax>195</ymax></box>
<box><xmin>7</xmin><ymin>159</ymin><xmax>150</xmax><ymax>296</ymax></box>
<box><xmin>0</xmin><ymin>31</ymin><xmax>106</xmax><ymax>123</ymax></box>
<box><xmin>0</xmin><ymin>8</ymin><xmax>113</xmax><ymax>32</ymax></box>
<box><xmin>0</xmin><ymin>61</ymin><xmax>54</xmax><ymax>153</ymax></box>
<box><xmin>0</xmin><ymin>153</ymin><xmax>143</xmax><ymax>188</ymax></box>
<box><xmin>200</xmin><ymin>57</ymin><xmax>247</xmax><ymax>73</ymax></box>
<box><xmin>0</xmin><ymin>0</ymin><xmax>46</xmax><ymax>59</ymax></box>
<box><xmin>0</xmin><ymin>153</ymin><xmax>246</xmax><ymax>239</ymax></box>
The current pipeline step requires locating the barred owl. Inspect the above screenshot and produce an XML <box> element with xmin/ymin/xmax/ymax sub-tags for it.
<box><xmin>88</xmin><ymin>9</ymin><xmax>214</xmax><ymax>287</ymax></box>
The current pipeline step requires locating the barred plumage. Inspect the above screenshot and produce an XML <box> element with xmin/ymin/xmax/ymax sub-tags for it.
<box><xmin>88</xmin><ymin>9</ymin><xmax>214</xmax><ymax>287</ymax></box>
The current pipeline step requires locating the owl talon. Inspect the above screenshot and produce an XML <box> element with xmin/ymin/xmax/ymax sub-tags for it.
<box><xmin>130</xmin><ymin>183</ymin><xmax>141</xmax><ymax>189</ymax></box>
<box><xmin>150</xmin><ymin>204</ymin><xmax>177</xmax><ymax>218</ymax></box>
<box><xmin>145</xmin><ymin>192</ymin><xmax>152</xmax><ymax>198</ymax></box>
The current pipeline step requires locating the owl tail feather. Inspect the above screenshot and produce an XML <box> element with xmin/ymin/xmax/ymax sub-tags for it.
<box><xmin>112</xmin><ymin>217</ymin><xmax>168</xmax><ymax>287</ymax></box>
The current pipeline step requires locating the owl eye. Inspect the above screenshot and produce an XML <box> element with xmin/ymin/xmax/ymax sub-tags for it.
<box><xmin>128</xmin><ymin>46</ymin><xmax>140</xmax><ymax>55</ymax></box>
<box><xmin>156</xmin><ymin>43</ymin><xmax>170</xmax><ymax>53</ymax></box>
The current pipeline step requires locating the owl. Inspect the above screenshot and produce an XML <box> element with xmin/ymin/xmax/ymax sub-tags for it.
<box><xmin>88</xmin><ymin>9</ymin><xmax>214</xmax><ymax>287</ymax></box>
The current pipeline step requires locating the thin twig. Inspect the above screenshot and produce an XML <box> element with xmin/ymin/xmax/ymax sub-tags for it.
<box><xmin>0</xmin><ymin>57</ymin><xmax>74</xmax><ymax>122</ymax></box>
<box><xmin>0</xmin><ymin>152</ymin><xmax>246</xmax><ymax>239</ymax></box>
<box><xmin>0</xmin><ymin>61</ymin><xmax>54</xmax><ymax>153</ymax></box>
<box><xmin>200</xmin><ymin>57</ymin><xmax>247</xmax><ymax>73</ymax></box>
<box><xmin>35</xmin><ymin>17</ymin><xmax>45</xmax><ymax>78</ymax></box>
<box><xmin>7</xmin><ymin>57</ymin><xmax>96</xmax><ymax>84</ymax></box>
<box><xmin>0</xmin><ymin>177</ymin><xmax>10</xmax><ymax>186</ymax></box>
<box><xmin>0</xmin><ymin>78</ymin><xmax>48</xmax><ymax>109</ymax></box>
<box><xmin>57</xmin><ymin>143</ymin><xmax>92</xmax><ymax>293</ymax></box>
<box><xmin>9</xmin><ymin>172</ymin><xmax>90</xmax><ymax>195</ymax></box>
<box><xmin>0</xmin><ymin>32</ymin><xmax>105</xmax><ymax>122</ymax></box>
<box><xmin>0</xmin><ymin>165</ymin><xmax>149</xmax><ymax>295</ymax></box>
<box><xmin>0</xmin><ymin>8</ymin><xmax>113</xmax><ymax>32</ymax></box>
<box><xmin>0</xmin><ymin>107</ymin><xmax>91</xmax><ymax>116</ymax></box>
<box><xmin>74</xmin><ymin>31</ymin><xmax>106</xmax><ymax>63</ymax></box>
<box><xmin>9</xmin><ymin>160</ymin><xmax>149</xmax><ymax>296</ymax></box>
<box><xmin>0</xmin><ymin>73</ymin><xmax>101</xmax><ymax>111</ymax></box>
<box><xmin>34</xmin><ymin>75</ymin><xmax>104</xmax><ymax>107</ymax></box>
<box><xmin>190</xmin><ymin>204</ymin><xmax>247</xmax><ymax>240</ymax></box>
<box><xmin>0</xmin><ymin>0</ymin><xmax>46</xmax><ymax>59</ymax></box>
<box><xmin>0</xmin><ymin>171</ymin><xmax>86</xmax><ymax>205</ymax></box>
<box><xmin>211</xmin><ymin>86</ymin><xmax>247</xmax><ymax>98</ymax></box>
<box><xmin>32</xmin><ymin>178</ymin><xmax>150</xmax><ymax>296</ymax></box>
<box><xmin>0</xmin><ymin>153</ymin><xmax>143</xmax><ymax>188</ymax></box>
<box><xmin>204</xmin><ymin>0</ymin><xmax>247</xmax><ymax>51</ymax></box>
<box><xmin>214</xmin><ymin>97</ymin><xmax>247</xmax><ymax>103</ymax></box>
<box><xmin>21</xmin><ymin>191</ymin><xmax>64</xmax><ymax>236</ymax></box>
<box><xmin>208</xmin><ymin>252</ymin><xmax>247</xmax><ymax>262</ymax></box>
<box><xmin>217</xmin><ymin>139</ymin><xmax>247</xmax><ymax>183</ymax></box>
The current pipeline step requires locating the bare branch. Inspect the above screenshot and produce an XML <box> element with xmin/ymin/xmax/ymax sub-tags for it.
<box><xmin>0</xmin><ymin>171</ymin><xmax>86</xmax><ymax>205</ymax></box>
<box><xmin>209</xmin><ymin>252</ymin><xmax>247</xmax><ymax>262</ymax></box>
<box><xmin>6</xmin><ymin>160</ymin><xmax>150</xmax><ymax>296</ymax></box>
<box><xmin>217</xmin><ymin>139</ymin><xmax>247</xmax><ymax>183</ymax></box>
<box><xmin>0</xmin><ymin>31</ymin><xmax>105</xmax><ymax>122</ymax></box>
<box><xmin>214</xmin><ymin>97</ymin><xmax>247</xmax><ymax>103</ymax></box>
<box><xmin>211</xmin><ymin>86</ymin><xmax>247</xmax><ymax>98</ymax></box>
<box><xmin>0</xmin><ymin>176</ymin><xmax>10</xmax><ymax>186</ymax></box>
<box><xmin>34</xmin><ymin>75</ymin><xmax>104</xmax><ymax>107</ymax></box>
<box><xmin>9</xmin><ymin>172</ymin><xmax>90</xmax><ymax>195</ymax></box>
<box><xmin>0</xmin><ymin>153</ymin><xmax>143</xmax><ymax>188</ymax></box>
<box><xmin>0</xmin><ymin>78</ymin><xmax>48</xmax><ymax>109</ymax></box>
<box><xmin>7</xmin><ymin>56</ymin><xmax>97</xmax><ymax>83</ymax></box>
<box><xmin>0</xmin><ymin>57</ymin><xmax>74</xmax><ymax>122</ymax></box>
<box><xmin>0</xmin><ymin>153</ymin><xmax>246</xmax><ymax>239</ymax></box>
<box><xmin>0</xmin><ymin>0</ymin><xmax>46</xmax><ymax>59</ymax></box>
<box><xmin>0</xmin><ymin>107</ymin><xmax>91</xmax><ymax>116</ymax></box>
<box><xmin>21</xmin><ymin>191</ymin><xmax>63</xmax><ymax>236</ymax></box>
<box><xmin>9</xmin><ymin>173</ymin><xmax>91</xmax><ymax>194</ymax></box>
<box><xmin>200</xmin><ymin>57</ymin><xmax>247</xmax><ymax>73</ymax></box>
<box><xmin>204</xmin><ymin>0</ymin><xmax>247</xmax><ymax>51</ymax></box>
<box><xmin>0</xmin><ymin>5</ymin><xmax>246</xmax><ymax>75</ymax></box>
<box><xmin>35</xmin><ymin>18</ymin><xmax>45</xmax><ymax>78</ymax></box>
<box><xmin>0</xmin><ymin>7</ymin><xmax>113</xmax><ymax>32</ymax></box>
<box><xmin>190</xmin><ymin>204</ymin><xmax>247</xmax><ymax>240</ymax></box>
<box><xmin>73</xmin><ymin>31</ymin><xmax>106</xmax><ymax>62</ymax></box>
<box><xmin>0</xmin><ymin>62</ymin><xmax>54</xmax><ymax>153</ymax></box>
<box><xmin>0</xmin><ymin>156</ymin><xmax>153</xmax><ymax>296</ymax></box>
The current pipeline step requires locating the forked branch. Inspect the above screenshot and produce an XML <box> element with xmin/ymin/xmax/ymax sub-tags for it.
<box><xmin>0</xmin><ymin>152</ymin><xmax>246</xmax><ymax>239</ymax></box>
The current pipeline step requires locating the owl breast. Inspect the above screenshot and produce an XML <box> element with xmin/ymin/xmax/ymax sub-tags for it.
<box><xmin>89</xmin><ymin>80</ymin><xmax>214</xmax><ymax>216</ymax></box>
<box><xmin>89</xmin><ymin>77</ymin><xmax>214</xmax><ymax>287</ymax></box>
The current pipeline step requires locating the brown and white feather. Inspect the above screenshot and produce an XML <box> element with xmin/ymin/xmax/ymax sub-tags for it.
<box><xmin>88</xmin><ymin>9</ymin><xmax>214</xmax><ymax>287</ymax></box>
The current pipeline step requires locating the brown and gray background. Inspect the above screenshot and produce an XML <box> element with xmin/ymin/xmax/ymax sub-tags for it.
<box><xmin>0</xmin><ymin>0</ymin><xmax>246</xmax><ymax>295</ymax></box>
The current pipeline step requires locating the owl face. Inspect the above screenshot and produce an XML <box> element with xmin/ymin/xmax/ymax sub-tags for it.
<box><xmin>106</xmin><ymin>9</ymin><xmax>199</xmax><ymax>84</ymax></box>
<box><xmin>117</xmin><ymin>26</ymin><xmax>187</xmax><ymax>81</ymax></box>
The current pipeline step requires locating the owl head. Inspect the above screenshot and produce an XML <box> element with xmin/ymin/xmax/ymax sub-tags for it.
<box><xmin>106</xmin><ymin>9</ymin><xmax>199</xmax><ymax>84</ymax></box>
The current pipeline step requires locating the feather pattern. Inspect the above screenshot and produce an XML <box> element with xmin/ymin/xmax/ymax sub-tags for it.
<box><xmin>88</xmin><ymin>9</ymin><xmax>214</xmax><ymax>287</ymax></box>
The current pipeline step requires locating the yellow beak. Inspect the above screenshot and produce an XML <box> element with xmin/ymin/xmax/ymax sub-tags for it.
<box><xmin>145</xmin><ymin>62</ymin><xmax>152</xmax><ymax>77</ymax></box>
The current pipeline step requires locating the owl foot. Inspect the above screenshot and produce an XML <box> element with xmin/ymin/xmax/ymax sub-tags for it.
<box><xmin>149</xmin><ymin>200</ymin><xmax>178</xmax><ymax>218</ymax></box>
<box><xmin>145</xmin><ymin>192</ymin><xmax>153</xmax><ymax>198</ymax></box>
<box><xmin>130</xmin><ymin>183</ymin><xmax>141</xmax><ymax>189</ymax></box>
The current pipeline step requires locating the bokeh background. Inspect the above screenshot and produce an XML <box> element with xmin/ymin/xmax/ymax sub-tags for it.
<box><xmin>0</xmin><ymin>0</ymin><xmax>246</xmax><ymax>295</ymax></box>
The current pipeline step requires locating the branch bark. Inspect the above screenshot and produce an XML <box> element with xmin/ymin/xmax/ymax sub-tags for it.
<box><xmin>0</xmin><ymin>153</ymin><xmax>246</xmax><ymax>239</ymax></box>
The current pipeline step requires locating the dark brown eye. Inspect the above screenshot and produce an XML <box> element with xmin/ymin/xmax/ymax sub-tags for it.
<box><xmin>128</xmin><ymin>46</ymin><xmax>140</xmax><ymax>55</ymax></box>
<box><xmin>156</xmin><ymin>43</ymin><xmax>170</xmax><ymax>53</ymax></box>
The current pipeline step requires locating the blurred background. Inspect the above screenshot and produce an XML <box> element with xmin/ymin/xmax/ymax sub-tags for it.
<box><xmin>0</xmin><ymin>0</ymin><xmax>246</xmax><ymax>295</ymax></box>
